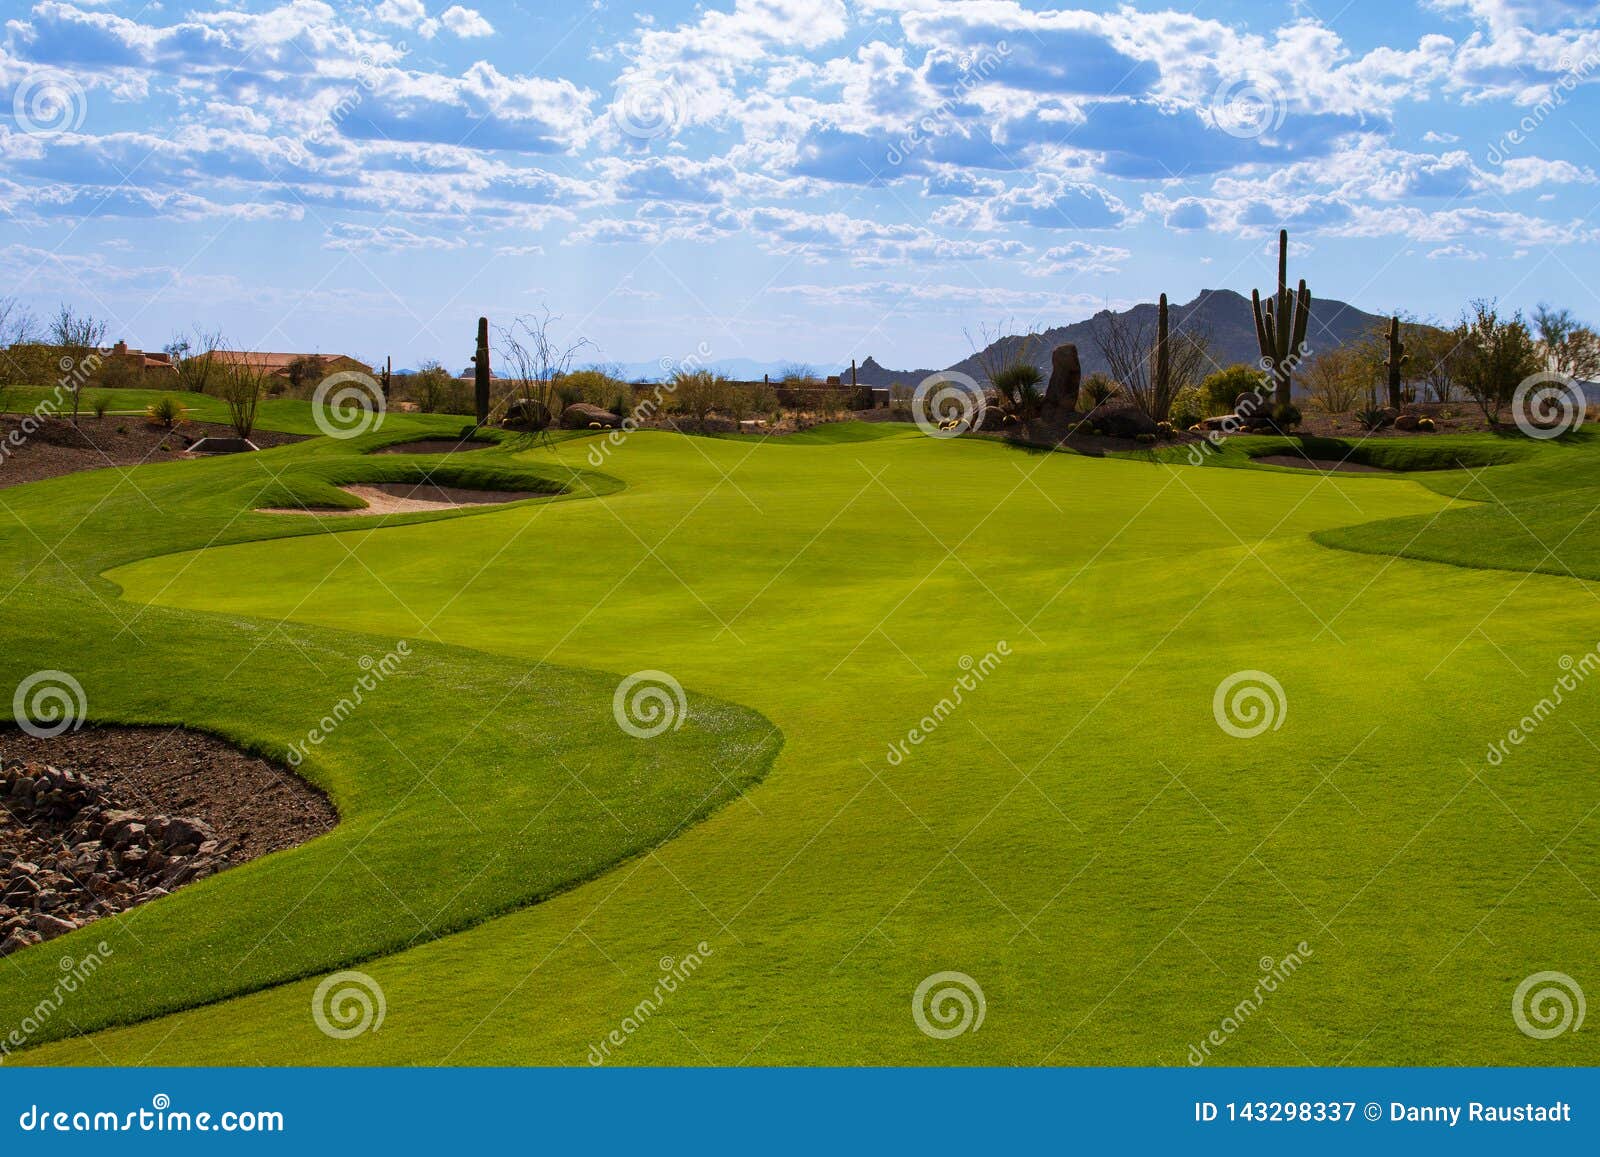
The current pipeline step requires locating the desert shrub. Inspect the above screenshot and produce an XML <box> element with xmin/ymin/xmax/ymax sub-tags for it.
<box><xmin>1170</xmin><ymin>385</ymin><xmax>1205</xmax><ymax>429</ymax></box>
<box><xmin>889</xmin><ymin>383</ymin><xmax>913</xmax><ymax>416</ymax></box>
<box><xmin>1302</xmin><ymin>347</ymin><xmax>1368</xmax><ymax>414</ymax></box>
<box><xmin>1199</xmin><ymin>364</ymin><xmax>1267</xmax><ymax>415</ymax></box>
<box><xmin>1356</xmin><ymin>407</ymin><xmax>1389</xmax><ymax>431</ymax></box>
<box><xmin>146</xmin><ymin>394</ymin><xmax>187</xmax><ymax>429</ymax></box>
<box><xmin>990</xmin><ymin>362</ymin><xmax>1044</xmax><ymax>417</ymax></box>
<box><xmin>1454</xmin><ymin>300</ymin><xmax>1541</xmax><ymax>424</ymax></box>
<box><xmin>90</xmin><ymin>393</ymin><xmax>110</xmax><ymax>418</ymax></box>
<box><xmin>1081</xmin><ymin>372</ymin><xmax>1119</xmax><ymax>407</ymax></box>
<box><xmin>409</xmin><ymin>361</ymin><xmax>455</xmax><ymax>414</ymax></box>
<box><xmin>670</xmin><ymin>370</ymin><xmax>732</xmax><ymax>426</ymax></box>
<box><xmin>560</xmin><ymin>368</ymin><xmax>628</xmax><ymax>408</ymax></box>
<box><xmin>1270</xmin><ymin>402</ymin><xmax>1303</xmax><ymax>432</ymax></box>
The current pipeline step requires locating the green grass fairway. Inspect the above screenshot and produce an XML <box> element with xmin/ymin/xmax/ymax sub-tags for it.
<box><xmin>4</xmin><ymin>411</ymin><xmax>1599</xmax><ymax>1066</ymax></box>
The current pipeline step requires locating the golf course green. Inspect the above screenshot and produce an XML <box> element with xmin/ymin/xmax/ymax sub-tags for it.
<box><xmin>3</xmin><ymin>402</ymin><xmax>1597</xmax><ymax>1066</ymax></box>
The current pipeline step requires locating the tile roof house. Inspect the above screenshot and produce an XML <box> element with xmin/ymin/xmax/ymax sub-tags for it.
<box><xmin>108</xmin><ymin>341</ymin><xmax>178</xmax><ymax>379</ymax></box>
<box><xmin>206</xmin><ymin>351</ymin><xmax>373</xmax><ymax>382</ymax></box>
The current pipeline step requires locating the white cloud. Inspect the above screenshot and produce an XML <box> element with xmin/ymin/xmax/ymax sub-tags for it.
<box><xmin>440</xmin><ymin>6</ymin><xmax>494</xmax><ymax>38</ymax></box>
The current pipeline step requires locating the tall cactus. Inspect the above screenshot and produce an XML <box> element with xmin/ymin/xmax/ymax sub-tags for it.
<box><xmin>1155</xmin><ymin>292</ymin><xmax>1170</xmax><ymax>413</ymax></box>
<box><xmin>1384</xmin><ymin>315</ymin><xmax>1409</xmax><ymax>409</ymax></box>
<box><xmin>473</xmin><ymin>316</ymin><xmax>490</xmax><ymax>425</ymax></box>
<box><xmin>1251</xmin><ymin>229</ymin><xmax>1311</xmax><ymax>409</ymax></box>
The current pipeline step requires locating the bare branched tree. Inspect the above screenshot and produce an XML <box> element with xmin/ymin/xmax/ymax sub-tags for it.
<box><xmin>50</xmin><ymin>305</ymin><xmax>108</xmax><ymax>426</ymax></box>
<box><xmin>967</xmin><ymin>320</ymin><xmax>1044</xmax><ymax>418</ymax></box>
<box><xmin>216</xmin><ymin>347</ymin><xmax>269</xmax><ymax>440</ymax></box>
<box><xmin>1534</xmin><ymin>303</ymin><xmax>1600</xmax><ymax>382</ymax></box>
<box><xmin>1092</xmin><ymin>308</ymin><xmax>1210</xmax><ymax>423</ymax></box>
<box><xmin>495</xmin><ymin>307</ymin><xmax>593</xmax><ymax>438</ymax></box>
<box><xmin>167</xmin><ymin>326</ymin><xmax>226</xmax><ymax>395</ymax></box>
<box><xmin>0</xmin><ymin>297</ymin><xmax>39</xmax><ymax>414</ymax></box>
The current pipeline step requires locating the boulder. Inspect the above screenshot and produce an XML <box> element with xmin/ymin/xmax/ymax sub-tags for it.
<box><xmin>560</xmin><ymin>402</ymin><xmax>622</xmax><ymax>430</ymax></box>
<box><xmin>502</xmin><ymin>398</ymin><xmax>552</xmax><ymax>430</ymax></box>
<box><xmin>1044</xmin><ymin>344</ymin><xmax>1082</xmax><ymax>410</ymax></box>
<box><xmin>1393</xmin><ymin>413</ymin><xmax>1420</xmax><ymax>431</ymax></box>
<box><xmin>1095</xmin><ymin>403</ymin><xmax>1158</xmax><ymax>440</ymax></box>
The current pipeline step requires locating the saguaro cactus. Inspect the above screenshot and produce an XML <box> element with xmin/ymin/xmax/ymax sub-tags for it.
<box><xmin>1384</xmin><ymin>315</ymin><xmax>1409</xmax><ymax>409</ymax></box>
<box><xmin>1250</xmin><ymin>229</ymin><xmax>1312</xmax><ymax>409</ymax></box>
<box><xmin>473</xmin><ymin>317</ymin><xmax>490</xmax><ymax>425</ymax></box>
<box><xmin>1155</xmin><ymin>292</ymin><xmax>1170</xmax><ymax>406</ymax></box>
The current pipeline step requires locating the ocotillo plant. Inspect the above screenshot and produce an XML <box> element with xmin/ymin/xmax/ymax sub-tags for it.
<box><xmin>1384</xmin><ymin>315</ymin><xmax>1409</xmax><ymax>409</ymax></box>
<box><xmin>473</xmin><ymin>317</ymin><xmax>490</xmax><ymax>425</ymax></box>
<box><xmin>1250</xmin><ymin>229</ymin><xmax>1312</xmax><ymax>408</ymax></box>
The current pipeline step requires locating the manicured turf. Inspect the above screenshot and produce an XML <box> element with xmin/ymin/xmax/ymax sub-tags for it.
<box><xmin>5</xmin><ymin>408</ymin><xmax>1599</xmax><ymax>1066</ymax></box>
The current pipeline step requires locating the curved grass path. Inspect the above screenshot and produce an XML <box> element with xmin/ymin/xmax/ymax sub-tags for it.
<box><xmin>10</xmin><ymin>414</ymin><xmax>1600</xmax><ymax>1065</ymax></box>
<box><xmin>0</xmin><ymin>411</ymin><xmax>780</xmax><ymax>1046</ymax></box>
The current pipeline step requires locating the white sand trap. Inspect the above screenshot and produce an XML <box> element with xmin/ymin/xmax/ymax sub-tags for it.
<box><xmin>260</xmin><ymin>482</ymin><xmax>538</xmax><ymax>516</ymax></box>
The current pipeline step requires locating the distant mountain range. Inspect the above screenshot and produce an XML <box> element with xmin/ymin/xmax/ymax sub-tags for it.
<box><xmin>851</xmin><ymin>289</ymin><xmax>1396</xmax><ymax>388</ymax></box>
<box><xmin>593</xmin><ymin>289</ymin><xmax>1412</xmax><ymax>387</ymax></box>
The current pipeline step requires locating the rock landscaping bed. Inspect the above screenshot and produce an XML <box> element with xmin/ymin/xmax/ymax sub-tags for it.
<box><xmin>0</xmin><ymin>417</ymin><xmax>305</xmax><ymax>490</ymax></box>
<box><xmin>0</xmin><ymin>727</ymin><xmax>335</xmax><ymax>955</ymax></box>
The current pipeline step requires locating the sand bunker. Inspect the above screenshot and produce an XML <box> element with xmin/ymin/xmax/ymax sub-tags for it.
<box><xmin>260</xmin><ymin>482</ymin><xmax>537</xmax><ymax>516</ymax></box>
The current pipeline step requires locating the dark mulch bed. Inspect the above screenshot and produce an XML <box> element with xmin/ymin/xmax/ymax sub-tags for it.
<box><xmin>0</xmin><ymin>726</ymin><xmax>336</xmax><ymax>862</ymax></box>
<box><xmin>0</xmin><ymin>417</ymin><xmax>306</xmax><ymax>489</ymax></box>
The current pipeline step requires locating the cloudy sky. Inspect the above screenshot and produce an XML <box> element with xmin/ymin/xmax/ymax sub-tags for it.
<box><xmin>2</xmin><ymin>0</ymin><xmax>1599</xmax><ymax>371</ymax></box>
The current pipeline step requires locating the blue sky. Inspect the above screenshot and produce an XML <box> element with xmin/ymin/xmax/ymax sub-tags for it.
<box><xmin>3</xmin><ymin>0</ymin><xmax>1600</xmax><ymax>371</ymax></box>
